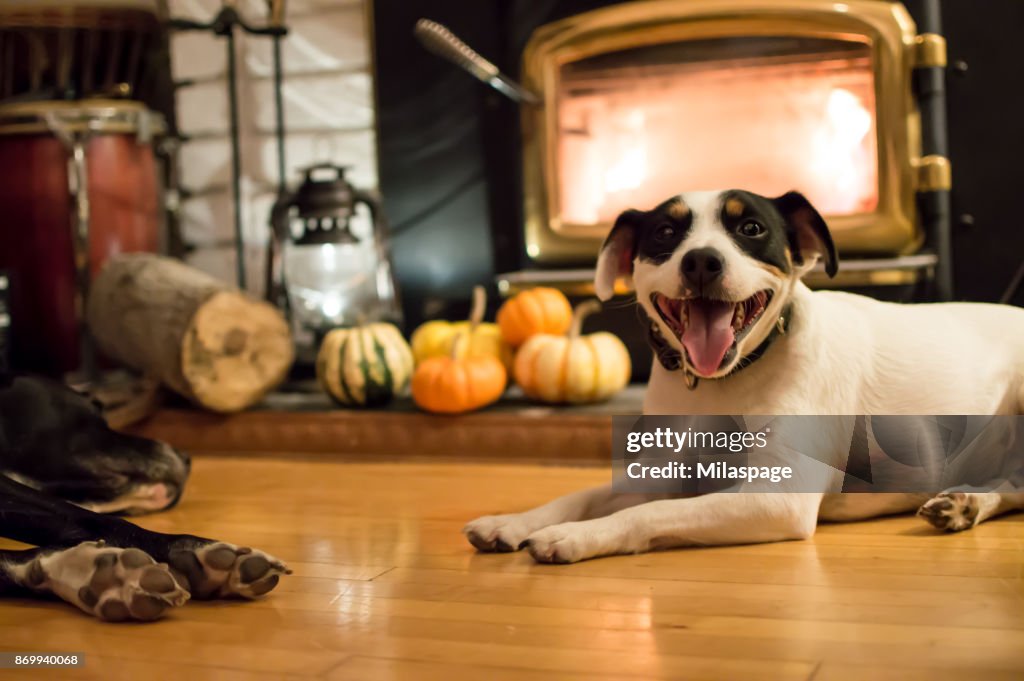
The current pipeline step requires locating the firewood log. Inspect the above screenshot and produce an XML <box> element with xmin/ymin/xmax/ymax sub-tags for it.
<box><xmin>86</xmin><ymin>254</ymin><xmax>293</xmax><ymax>413</ymax></box>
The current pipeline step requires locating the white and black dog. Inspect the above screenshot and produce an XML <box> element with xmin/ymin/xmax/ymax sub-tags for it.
<box><xmin>0</xmin><ymin>374</ymin><xmax>290</xmax><ymax>621</ymax></box>
<box><xmin>465</xmin><ymin>189</ymin><xmax>1024</xmax><ymax>563</ymax></box>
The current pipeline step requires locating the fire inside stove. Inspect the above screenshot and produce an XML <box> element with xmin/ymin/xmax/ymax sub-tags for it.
<box><xmin>556</xmin><ymin>37</ymin><xmax>878</xmax><ymax>227</ymax></box>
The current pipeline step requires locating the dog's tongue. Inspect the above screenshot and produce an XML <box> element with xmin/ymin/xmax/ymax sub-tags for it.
<box><xmin>682</xmin><ymin>299</ymin><xmax>735</xmax><ymax>376</ymax></box>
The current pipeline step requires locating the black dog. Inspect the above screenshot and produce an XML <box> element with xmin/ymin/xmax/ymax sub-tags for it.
<box><xmin>0</xmin><ymin>374</ymin><xmax>289</xmax><ymax>621</ymax></box>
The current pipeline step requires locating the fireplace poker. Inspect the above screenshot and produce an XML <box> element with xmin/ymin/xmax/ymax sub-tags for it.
<box><xmin>414</xmin><ymin>19</ymin><xmax>540</xmax><ymax>105</ymax></box>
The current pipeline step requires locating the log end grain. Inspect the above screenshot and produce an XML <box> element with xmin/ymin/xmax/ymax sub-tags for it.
<box><xmin>181</xmin><ymin>291</ymin><xmax>294</xmax><ymax>413</ymax></box>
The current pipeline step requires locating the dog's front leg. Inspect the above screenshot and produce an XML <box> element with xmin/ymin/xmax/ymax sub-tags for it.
<box><xmin>522</xmin><ymin>492</ymin><xmax>823</xmax><ymax>564</ymax></box>
<box><xmin>464</xmin><ymin>485</ymin><xmax>672</xmax><ymax>552</ymax></box>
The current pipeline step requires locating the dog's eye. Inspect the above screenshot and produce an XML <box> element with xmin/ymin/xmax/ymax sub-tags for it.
<box><xmin>654</xmin><ymin>225</ymin><xmax>676</xmax><ymax>241</ymax></box>
<box><xmin>738</xmin><ymin>220</ymin><xmax>765</xmax><ymax>237</ymax></box>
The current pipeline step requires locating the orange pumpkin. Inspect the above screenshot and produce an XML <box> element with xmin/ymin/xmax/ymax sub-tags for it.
<box><xmin>496</xmin><ymin>287</ymin><xmax>572</xmax><ymax>347</ymax></box>
<box><xmin>411</xmin><ymin>334</ymin><xmax>508</xmax><ymax>414</ymax></box>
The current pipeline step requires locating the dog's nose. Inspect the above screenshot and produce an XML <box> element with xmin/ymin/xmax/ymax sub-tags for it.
<box><xmin>682</xmin><ymin>247</ymin><xmax>725</xmax><ymax>288</ymax></box>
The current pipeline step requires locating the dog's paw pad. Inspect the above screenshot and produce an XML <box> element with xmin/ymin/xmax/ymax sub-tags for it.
<box><xmin>24</xmin><ymin>541</ymin><xmax>189</xmax><ymax>622</ymax></box>
<box><xmin>169</xmin><ymin>542</ymin><xmax>291</xmax><ymax>599</ymax></box>
<box><xmin>918</xmin><ymin>492</ymin><xmax>979</xmax><ymax>532</ymax></box>
<box><xmin>463</xmin><ymin>515</ymin><xmax>532</xmax><ymax>553</ymax></box>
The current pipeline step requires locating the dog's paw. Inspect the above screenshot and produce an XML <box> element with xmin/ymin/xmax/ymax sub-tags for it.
<box><xmin>168</xmin><ymin>541</ymin><xmax>291</xmax><ymax>599</ymax></box>
<box><xmin>520</xmin><ymin>523</ymin><xmax>593</xmax><ymax>564</ymax></box>
<box><xmin>463</xmin><ymin>514</ymin><xmax>535</xmax><ymax>553</ymax></box>
<box><xmin>918</xmin><ymin>492</ymin><xmax>979</xmax><ymax>532</ymax></box>
<box><xmin>21</xmin><ymin>541</ymin><xmax>189</xmax><ymax>622</ymax></box>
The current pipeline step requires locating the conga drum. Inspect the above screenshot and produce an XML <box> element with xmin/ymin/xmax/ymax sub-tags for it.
<box><xmin>0</xmin><ymin>99</ymin><xmax>166</xmax><ymax>374</ymax></box>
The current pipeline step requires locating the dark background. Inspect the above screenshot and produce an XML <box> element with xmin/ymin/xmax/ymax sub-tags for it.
<box><xmin>372</xmin><ymin>0</ymin><xmax>1024</xmax><ymax>331</ymax></box>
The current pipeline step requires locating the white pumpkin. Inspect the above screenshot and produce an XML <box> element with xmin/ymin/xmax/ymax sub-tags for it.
<box><xmin>513</xmin><ymin>300</ymin><xmax>631</xmax><ymax>404</ymax></box>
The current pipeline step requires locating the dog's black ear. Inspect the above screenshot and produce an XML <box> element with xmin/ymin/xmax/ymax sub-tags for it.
<box><xmin>773</xmin><ymin>191</ymin><xmax>838</xmax><ymax>278</ymax></box>
<box><xmin>595</xmin><ymin>209</ymin><xmax>643</xmax><ymax>301</ymax></box>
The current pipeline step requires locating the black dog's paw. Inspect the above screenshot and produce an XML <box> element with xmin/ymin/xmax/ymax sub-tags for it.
<box><xmin>168</xmin><ymin>541</ymin><xmax>291</xmax><ymax>599</ymax></box>
<box><xmin>918</xmin><ymin>492</ymin><xmax>979</xmax><ymax>532</ymax></box>
<box><xmin>21</xmin><ymin>541</ymin><xmax>189</xmax><ymax>622</ymax></box>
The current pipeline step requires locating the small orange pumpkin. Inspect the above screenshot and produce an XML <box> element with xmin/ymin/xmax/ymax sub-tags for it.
<box><xmin>411</xmin><ymin>333</ymin><xmax>508</xmax><ymax>414</ymax></box>
<box><xmin>496</xmin><ymin>286</ymin><xmax>572</xmax><ymax>347</ymax></box>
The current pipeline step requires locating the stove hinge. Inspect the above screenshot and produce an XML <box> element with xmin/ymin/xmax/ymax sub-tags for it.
<box><xmin>913</xmin><ymin>33</ymin><xmax>947</xmax><ymax>69</ymax></box>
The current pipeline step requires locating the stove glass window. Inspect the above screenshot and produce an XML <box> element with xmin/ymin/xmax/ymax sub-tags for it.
<box><xmin>556</xmin><ymin>36</ymin><xmax>877</xmax><ymax>227</ymax></box>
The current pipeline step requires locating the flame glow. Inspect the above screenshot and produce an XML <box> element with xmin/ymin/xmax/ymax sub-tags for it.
<box><xmin>603</xmin><ymin>111</ymin><xmax>649</xmax><ymax>194</ymax></box>
<box><xmin>557</xmin><ymin>41</ymin><xmax>878</xmax><ymax>227</ymax></box>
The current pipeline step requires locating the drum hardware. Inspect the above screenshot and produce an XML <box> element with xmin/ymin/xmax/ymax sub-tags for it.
<box><xmin>0</xmin><ymin>272</ymin><xmax>10</xmax><ymax>373</ymax></box>
<box><xmin>169</xmin><ymin>1</ymin><xmax>289</xmax><ymax>292</ymax></box>
<box><xmin>157</xmin><ymin>135</ymin><xmax>186</xmax><ymax>259</ymax></box>
<box><xmin>64</xmin><ymin>132</ymin><xmax>95</xmax><ymax>377</ymax></box>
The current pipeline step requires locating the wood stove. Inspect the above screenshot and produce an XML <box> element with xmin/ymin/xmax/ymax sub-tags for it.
<box><xmin>515</xmin><ymin>0</ymin><xmax>949</xmax><ymax>293</ymax></box>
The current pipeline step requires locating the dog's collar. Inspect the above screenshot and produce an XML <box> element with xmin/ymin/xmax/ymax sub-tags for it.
<box><xmin>643</xmin><ymin>304</ymin><xmax>792</xmax><ymax>390</ymax></box>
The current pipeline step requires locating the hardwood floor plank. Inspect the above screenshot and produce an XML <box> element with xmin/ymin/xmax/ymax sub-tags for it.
<box><xmin>812</xmin><ymin>663</ymin><xmax>1024</xmax><ymax>681</ymax></box>
<box><xmin>2</xmin><ymin>655</ymin><xmax>306</xmax><ymax>681</ymax></box>
<box><xmin>0</xmin><ymin>626</ymin><xmax>348</xmax><ymax>676</ymax></box>
<box><xmin>323</xmin><ymin>656</ymin><xmax>653</xmax><ymax>681</ymax></box>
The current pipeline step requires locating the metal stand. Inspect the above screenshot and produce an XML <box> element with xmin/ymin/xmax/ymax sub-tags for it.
<box><xmin>914</xmin><ymin>0</ymin><xmax>953</xmax><ymax>301</ymax></box>
<box><xmin>170</xmin><ymin>2</ymin><xmax>288</xmax><ymax>291</ymax></box>
<box><xmin>266</xmin><ymin>10</ymin><xmax>290</xmax><ymax>309</ymax></box>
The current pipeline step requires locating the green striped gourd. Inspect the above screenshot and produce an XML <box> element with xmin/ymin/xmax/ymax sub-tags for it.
<box><xmin>317</xmin><ymin>323</ymin><xmax>414</xmax><ymax>407</ymax></box>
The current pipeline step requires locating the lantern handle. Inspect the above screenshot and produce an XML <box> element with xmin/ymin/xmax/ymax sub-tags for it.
<box><xmin>302</xmin><ymin>163</ymin><xmax>352</xmax><ymax>182</ymax></box>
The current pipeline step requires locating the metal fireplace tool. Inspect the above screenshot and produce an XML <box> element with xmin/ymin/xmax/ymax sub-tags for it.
<box><xmin>169</xmin><ymin>0</ymin><xmax>289</xmax><ymax>292</ymax></box>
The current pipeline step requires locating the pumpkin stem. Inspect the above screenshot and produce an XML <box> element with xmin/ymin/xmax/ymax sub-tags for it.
<box><xmin>450</xmin><ymin>287</ymin><xmax>486</xmax><ymax>361</ymax></box>
<box><xmin>450</xmin><ymin>331</ymin><xmax>467</xmax><ymax>360</ymax></box>
<box><xmin>468</xmin><ymin>285</ymin><xmax>486</xmax><ymax>331</ymax></box>
<box><xmin>569</xmin><ymin>299</ymin><xmax>601</xmax><ymax>339</ymax></box>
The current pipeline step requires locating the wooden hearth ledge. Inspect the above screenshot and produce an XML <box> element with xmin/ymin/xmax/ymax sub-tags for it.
<box><xmin>128</xmin><ymin>388</ymin><xmax>645</xmax><ymax>463</ymax></box>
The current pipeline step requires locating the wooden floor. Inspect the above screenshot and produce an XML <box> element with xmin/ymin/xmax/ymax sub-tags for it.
<box><xmin>2</xmin><ymin>456</ymin><xmax>1023</xmax><ymax>681</ymax></box>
